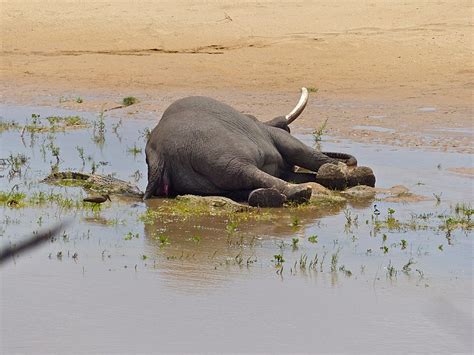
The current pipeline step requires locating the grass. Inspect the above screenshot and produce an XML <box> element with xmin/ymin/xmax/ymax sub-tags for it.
<box><xmin>22</xmin><ymin>113</ymin><xmax>88</xmax><ymax>133</ymax></box>
<box><xmin>128</xmin><ymin>144</ymin><xmax>142</xmax><ymax>156</ymax></box>
<box><xmin>312</xmin><ymin>118</ymin><xmax>328</xmax><ymax>143</ymax></box>
<box><xmin>0</xmin><ymin>120</ymin><xmax>20</xmax><ymax>132</ymax></box>
<box><xmin>122</xmin><ymin>96</ymin><xmax>138</xmax><ymax>106</ymax></box>
<box><xmin>92</xmin><ymin>111</ymin><xmax>106</xmax><ymax>145</ymax></box>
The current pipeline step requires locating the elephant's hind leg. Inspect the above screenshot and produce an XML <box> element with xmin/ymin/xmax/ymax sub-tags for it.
<box><xmin>200</xmin><ymin>161</ymin><xmax>311</xmax><ymax>207</ymax></box>
<box><xmin>233</xmin><ymin>165</ymin><xmax>312</xmax><ymax>207</ymax></box>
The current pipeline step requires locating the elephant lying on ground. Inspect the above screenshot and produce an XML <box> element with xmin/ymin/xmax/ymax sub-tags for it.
<box><xmin>144</xmin><ymin>88</ymin><xmax>375</xmax><ymax>207</ymax></box>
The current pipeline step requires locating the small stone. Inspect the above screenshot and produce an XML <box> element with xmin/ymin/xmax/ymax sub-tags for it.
<box><xmin>302</xmin><ymin>182</ymin><xmax>330</xmax><ymax>195</ymax></box>
<box><xmin>341</xmin><ymin>185</ymin><xmax>376</xmax><ymax>199</ymax></box>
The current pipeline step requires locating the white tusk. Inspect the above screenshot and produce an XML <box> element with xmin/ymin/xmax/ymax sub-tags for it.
<box><xmin>285</xmin><ymin>87</ymin><xmax>309</xmax><ymax>124</ymax></box>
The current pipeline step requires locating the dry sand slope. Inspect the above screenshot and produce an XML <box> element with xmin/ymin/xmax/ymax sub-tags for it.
<box><xmin>1</xmin><ymin>0</ymin><xmax>473</xmax><ymax>152</ymax></box>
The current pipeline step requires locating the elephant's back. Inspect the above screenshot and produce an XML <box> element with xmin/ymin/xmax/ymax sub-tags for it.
<box><xmin>157</xmin><ymin>96</ymin><xmax>268</xmax><ymax>142</ymax></box>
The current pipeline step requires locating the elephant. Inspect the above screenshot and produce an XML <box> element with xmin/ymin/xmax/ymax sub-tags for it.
<box><xmin>144</xmin><ymin>88</ymin><xmax>375</xmax><ymax>207</ymax></box>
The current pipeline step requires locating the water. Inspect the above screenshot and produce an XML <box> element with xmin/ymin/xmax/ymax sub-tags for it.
<box><xmin>1</xmin><ymin>104</ymin><xmax>472</xmax><ymax>353</ymax></box>
<box><xmin>352</xmin><ymin>125</ymin><xmax>395</xmax><ymax>133</ymax></box>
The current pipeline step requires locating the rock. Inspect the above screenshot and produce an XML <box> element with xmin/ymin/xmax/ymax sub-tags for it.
<box><xmin>373</xmin><ymin>185</ymin><xmax>428</xmax><ymax>203</ymax></box>
<box><xmin>341</xmin><ymin>185</ymin><xmax>376</xmax><ymax>199</ymax></box>
<box><xmin>302</xmin><ymin>182</ymin><xmax>330</xmax><ymax>195</ymax></box>
<box><xmin>375</xmin><ymin>185</ymin><xmax>409</xmax><ymax>195</ymax></box>
<box><xmin>382</xmin><ymin>194</ymin><xmax>430</xmax><ymax>203</ymax></box>
<box><xmin>176</xmin><ymin>195</ymin><xmax>252</xmax><ymax>213</ymax></box>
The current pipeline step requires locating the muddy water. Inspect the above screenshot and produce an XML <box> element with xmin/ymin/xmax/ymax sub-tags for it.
<box><xmin>0</xmin><ymin>104</ymin><xmax>472</xmax><ymax>353</ymax></box>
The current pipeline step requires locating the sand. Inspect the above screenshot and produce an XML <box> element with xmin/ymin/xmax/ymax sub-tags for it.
<box><xmin>1</xmin><ymin>0</ymin><xmax>473</xmax><ymax>152</ymax></box>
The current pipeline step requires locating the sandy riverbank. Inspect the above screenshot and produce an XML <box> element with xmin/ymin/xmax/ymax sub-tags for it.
<box><xmin>1</xmin><ymin>0</ymin><xmax>473</xmax><ymax>153</ymax></box>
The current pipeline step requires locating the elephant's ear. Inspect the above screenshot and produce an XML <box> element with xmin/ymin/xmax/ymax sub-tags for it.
<box><xmin>264</xmin><ymin>116</ymin><xmax>290</xmax><ymax>133</ymax></box>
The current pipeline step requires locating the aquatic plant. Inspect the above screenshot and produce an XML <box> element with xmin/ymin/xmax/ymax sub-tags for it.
<box><xmin>312</xmin><ymin>118</ymin><xmax>328</xmax><ymax>143</ymax></box>
<box><xmin>307</xmin><ymin>235</ymin><xmax>318</xmax><ymax>243</ymax></box>
<box><xmin>122</xmin><ymin>96</ymin><xmax>138</xmax><ymax>106</ymax></box>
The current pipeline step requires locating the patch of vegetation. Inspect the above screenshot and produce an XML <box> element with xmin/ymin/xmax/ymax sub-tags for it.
<box><xmin>138</xmin><ymin>198</ymin><xmax>273</xmax><ymax>224</ymax></box>
<box><xmin>140</xmin><ymin>127</ymin><xmax>152</xmax><ymax>141</ymax></box>
<box><xmin>122</xmin><ymin>96</ymin><xmax>138</xmax><ymax>106</ymax></box>
<box><xmin>0</xmin><ymin>191</ymin><xmax>27</xmax><ymax>208</ymax></box>
<box><xmin>0</xmin><ymin>120</ymin><xmax>20</xmax><ymax>132</ymax></box>
<box><xmin>22</xmin><ymin>113</ymin><xmax>88</xmax><ymax>133</ymax></box>
<box><xmin>128</xmin><ymin>144</ymin><xmax>142</xmax><ymax>156</ymax></box>
<box><xmin>307</xmin><ymin>87</ymin><xmax>319</xmax><ymax>93</ymax></box>
<box><xmin>312</xmin><ymin>118</ymin><xmax>328</xmax><ymax>143</ymax></box>
<box><xmin>92</xmin><ymin>111</ymin><xmax>106</xmax><ymax>145</ymax></box>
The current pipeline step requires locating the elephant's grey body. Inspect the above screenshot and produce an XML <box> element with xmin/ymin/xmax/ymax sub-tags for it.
<box><xmin>144</xmin><ymin>95</ymin><xmax>358</xmax><ymax>205</ymax></box>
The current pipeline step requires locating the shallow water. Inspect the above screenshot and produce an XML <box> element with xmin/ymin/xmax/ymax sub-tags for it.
<box><xmin>352</xmin><ymin>125</ymin><xmax>395</xmax><ymax>133</ymax></box>
<box><xmin>1</xmin><ymin>104</ymin><xmax>472</xmax><ymax>353</ymax></box>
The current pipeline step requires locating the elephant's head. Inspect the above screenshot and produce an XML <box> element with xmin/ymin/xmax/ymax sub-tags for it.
<box><xmin>264</xmin><ymin>87</ymin><xmax>309</xmax><ymax>133</ymax></box>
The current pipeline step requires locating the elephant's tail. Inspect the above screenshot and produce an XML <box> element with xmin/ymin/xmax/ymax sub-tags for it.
<box><xmin>322</xmin><ymin>151</ymin><xmax>357</xmax><ymax>166</ymax></box>
<box><xmin>143</xmin><ymin>156</ymin><xmax>168</xmax><ymax>200</ymax></box>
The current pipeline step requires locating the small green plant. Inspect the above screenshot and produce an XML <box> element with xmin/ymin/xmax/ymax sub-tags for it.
<box><xmin>124</xmin><ymin>232</ymin><xmax>139</xmax><ymax>241</ymax></box>
<box><xmin>76</xmin><ymin>97</ymin><xmax>83</xmax><ymax>103</ymax></box>
<box><xmin>291</xmin><ymin>215</ymin><xmax>300</xmax><ymax>228</ymax></box>
<box><xmin>140</xmin><ymin>127</ymin><xmax>152</xmax><ymax>141</ymax></box>
<box><xmin>92</xmin><ymin>110</ymin><xmax>106</xmax><ymax>145</ymax></box>
<box><xmin>433</xmin><ymin>193</ymin><xmax>442</xmax><ymax>204</ymax></box>
<box><xmin>226</xmin><ymin>220</ymin><xmax>239</xmax><ymax>234</ymax></box>
<box><xmin>122</xmin><ymin>96</ymin><xmax>138</xmax><ymax>106</ymax></box>
<box><xmin>307</xmin><ymin>235</ymin><xmax>318</xmax><ymax>243</ymax></box>
<box><xmin>272</xmin><ymin>253</ymin><xmax>285</xmax><ymax>267</ymax></box>
<box><xmin>291</xmin><ymin>237</ymin><xmax>299</xmax><ymax>250</ymax></box>
<box><xmin>307</xmin><ymin>87</ymin><xmax>318</xmax><ymax>93</ymax></box>
<box><xmin>330</xmin><ymin>251</ymin><xmax>339</xmax><ymax>272</ymax></box>
<box><xmin>339</xmin><ymin>265</ymin><xmax>352</xmax><ymax>277</ymax></box>
<box><xmin>386</xmin><ymin>260</ymin><xmax>397</xmax><ymax>279</ymax></box>
<box><xmin>402</xmin><ymin>258</ymin><xmax>415</xmax><ymax>274</ymax></box>
<box><xmin>76</xmin><ymin>146</ymin><xmax>86</xmax><ymax>166</ymax></box>
<box><xmin>131</xmin><ymin>169</ymin><xmax>142</xmax><ymax>182</ymax></box>
<box><xmin>158</xmin><ymin>234</ymin><xmax>170</xmax><ymax>247</ymax></box>
<box><xmin>381</xmin><ymin>245</ymin><xmax>389</xmax><ymax>254</ymax></box>
<box><xmin>400</xmin><ymin>239</ymin><xmax>407</xmax><ymax>250</ymax></box>
<box><xmin>6</xmin><ymin>153</ymin><xmax>29</xmax><ymax>178</ymax></box>
<box><xmin>112</xmin><ymin>119</ymin><xmax>122</xmax><ymax>135</ymax></box>
<box><xmin>190</xmin><ymin>235</ymin><xmax>201</xmax><ymax>244</ymax></box>
<box><xmin>312</xmin><ymin>118</ymin><xmax>328</xmax><ymax>143</ymax></box>
<box><xmin>128</xmin><ymin>143</ymin><xmax>142</xmax><ymax>156</ymax></box>
<box><xmin>0</xmin><ymin>120</ymin><xmax>20</xmax><ymax>132</ymax></box>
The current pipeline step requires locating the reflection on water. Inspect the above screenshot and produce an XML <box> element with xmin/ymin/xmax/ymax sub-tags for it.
<box><xmin>1</xmin><ymin>104</ymin><xmax>472</xmax><ymax>353</ymax></box>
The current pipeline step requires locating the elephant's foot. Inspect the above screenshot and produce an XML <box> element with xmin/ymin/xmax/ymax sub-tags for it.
<box><xmin>248</xmin><ymin>188</ymin><xmax>286</xmax><ymax>207</ymax></box>
<box><xmin>282</xmin><ymin>184</ymin><xmax>312</xmax><ymax>204</ymax></box>
<box><xmin>316</xmin><ymin>163</ymin><xmax>376</xmax><ymax>190</ymax></box>
<box><xmin>347</xmin><ymin>166</ymin><xmax>376</xmax><ymax>188</ymax></box>
<box><xmin>315</xmin><ymin>163</ymin><xmax>347</xmax><ymax>190</ymax></box>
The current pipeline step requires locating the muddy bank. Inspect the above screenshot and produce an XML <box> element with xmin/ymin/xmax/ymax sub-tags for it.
<box><xmin>1</xmin><ymin>1</ymin><xmax>473</xmax><ymax>153</ymax></box>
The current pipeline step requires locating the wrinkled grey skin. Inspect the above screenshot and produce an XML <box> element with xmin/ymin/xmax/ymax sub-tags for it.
<box><xmin>144</xmin><ymin>96</ymin><xmax>353</xmax><ymax>203</ymax></box>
